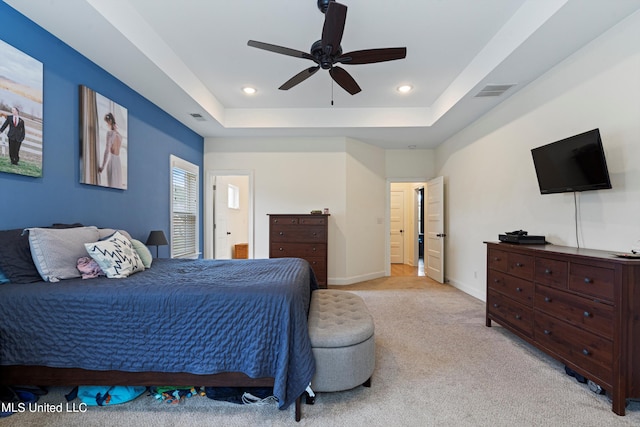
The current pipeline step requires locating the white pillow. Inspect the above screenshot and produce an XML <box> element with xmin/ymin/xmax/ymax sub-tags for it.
<box><xmin>84</xmin><ymin>231</ymin><xmax>145</xmax><ymax>278</ymax></box>
<box><xmin>28</xmin><ymin>226</ymin><xmax>100</xmax><ymax>282</ymax></box>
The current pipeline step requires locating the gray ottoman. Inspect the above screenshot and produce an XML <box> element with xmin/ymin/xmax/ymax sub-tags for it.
<box><xmin>308</xmin><ymin>289</ymin><xmax>375</xmax><ymax>392</ymax></box>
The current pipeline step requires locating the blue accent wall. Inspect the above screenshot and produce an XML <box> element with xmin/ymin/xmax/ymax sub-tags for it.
<box><xmin>0</xmin><ymin>3</ymin><xmax>204</xmax><ymax>258</ymax></box>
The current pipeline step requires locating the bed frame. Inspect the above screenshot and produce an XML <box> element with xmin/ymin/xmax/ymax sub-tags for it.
<box><xmin>0</xmin><ymin>365</ymin><xmax>303</xmax><ymax>421</ymax></box>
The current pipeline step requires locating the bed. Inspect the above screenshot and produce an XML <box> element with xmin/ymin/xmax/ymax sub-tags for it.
<box><xmin>0</xmin><ymin>226</ymin><xmax>317</xmax><ymax>420</ymax></box>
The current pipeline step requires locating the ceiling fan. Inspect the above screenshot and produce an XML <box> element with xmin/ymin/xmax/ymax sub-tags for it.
<box><xmin>247</xmin><ymin>0</ymin><xmax>407</xmax><ymax>95</ymax></box>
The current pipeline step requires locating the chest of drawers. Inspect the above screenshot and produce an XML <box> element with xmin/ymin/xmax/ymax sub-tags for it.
<box><xmin>268</xmin><ymin>214</ymin><xmax>329</xmax><ymax>288</ymax></box>
<box><xmin>485</xmin><ymin>242</ymin><xmax>640</xmax><ymax>416</ymax></box>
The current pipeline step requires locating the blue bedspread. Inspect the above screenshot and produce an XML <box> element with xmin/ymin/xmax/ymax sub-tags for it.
<box><xmin>0</xmin><ymin>257</ymin><xmax>317</xmax><ymax>409</ymax></box>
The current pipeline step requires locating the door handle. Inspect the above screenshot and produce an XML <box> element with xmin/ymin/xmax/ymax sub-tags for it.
<box><xmin>436</xmin><ymin>233</ymin><xmax>446</xmax><ymax>237</ymax></box>
<box><xmin>226</xmin><ymin>232</ymin><xmax>231</xmax><ymax>235</ymax></box>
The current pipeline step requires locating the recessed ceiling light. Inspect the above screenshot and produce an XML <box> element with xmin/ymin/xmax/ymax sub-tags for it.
<box><xmin>397</xmin><ymin>85</ymin><xmax>413</xmax><ymax>93</ymax></box>
<box><xmin>242</xmin><ymin>86</ymin><xmax>257</xmax><ymax>95</ymax></box>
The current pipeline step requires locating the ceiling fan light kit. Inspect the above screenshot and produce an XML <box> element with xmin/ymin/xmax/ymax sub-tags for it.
<box><xmin>248</xmin><ymin>0</ymin><xmax>407</xmax><ymax>95</ymax></box>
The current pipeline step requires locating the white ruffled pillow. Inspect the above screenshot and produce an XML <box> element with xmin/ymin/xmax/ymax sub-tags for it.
<box><xmin>84</xmin><ymin>231</ymin><xmax>145</xmax><ymax>278</ymax></box>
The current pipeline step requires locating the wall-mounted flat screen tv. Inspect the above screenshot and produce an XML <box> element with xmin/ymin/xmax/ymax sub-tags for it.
<box><xmin>531</xmin><ymin>128</ymin><xmax>612</xmax><ymax>194</ymax></box>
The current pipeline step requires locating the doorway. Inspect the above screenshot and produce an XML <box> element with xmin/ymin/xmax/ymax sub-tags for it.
<box><xmin>204</xmin><ymin>171</ymin><xmax>254</xmax><ymax>260</ymax></box>
<box><xmin>387</xmin><ymin>177</ymin><xmax>445</xmax><ymax>282</ymax></box>
<box><xmin>388</xmin><ymin>181</ymin><xmax>426</xmax><ymax>277</ymax></box>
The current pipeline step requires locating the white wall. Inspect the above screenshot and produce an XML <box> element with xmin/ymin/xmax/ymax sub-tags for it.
<box><xmin>203</xmin><ymin>136</ymin><xmax>390</xmax><ymax>284</ymax></box>
<box><xmin>344</xmin><ymin>138</ymin><xmax>387</xmax><ymax>282</ymax></box>
<box><xmin>436</xmin><ymin>11</ymin><xmax>640</xmax><ymax>300</ymax></box>
<box><xmin>386</xmin><ymin>149</ymin><xmax>436</xmax><ymax>179</ymax></box>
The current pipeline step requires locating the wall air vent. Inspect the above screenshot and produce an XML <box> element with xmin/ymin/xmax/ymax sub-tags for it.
<box><xmin>475</xmin><ymin>84</ymin><xmax>516</xmax><ymax>97</ymax></box>
<box><xmin>190</xmin><ymin>113</ymin><xmax>206</xmax><ymax>122</ymax></box>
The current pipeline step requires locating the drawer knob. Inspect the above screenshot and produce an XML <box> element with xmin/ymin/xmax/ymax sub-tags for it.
<box><xmin>312</xmin><ymin>232</ymin><xmax>317</xmax><ymax>236</ymax></box>
<box><xmin>493</xmin><ymin>278</ymin><xmax>499</xmax><ymax>283</ymax></box>
<box><xmin>515</xmin><ymin>262</ymin><xmax>523</xmax><ymax>267</ymax></box>
<box><xmin>279</xmin><ymin>231</ymin><xmax>284</xmax><ymax>235</ymax></box>
<box><xmin>514</xmin><ymin>314</ymin><xmax>521</xmax><ymax>320</ymax></box>
<box><xmin>584</xmin><ymin>277</ymin><xmax>593</xmax><ymax>284</ymax></box>
<box><xmin>274</xmin><ymin>219</ymin><xmax>278</xmax><ymax>223</ymax></box>
<box><xmin>582</xmin><ymin>348</ymin><xmax>590</xmax><ymax>356</ymax></box>
<box><xmin>515</xmin><ymin>287</ymin><xmax>522</xmax><ymax>292</ymax></box>
<box><xmin>291</xmin><ymin>220</ymin><xmax>296</xmax><ymax>223</ymax></box>
<box><xmin>544</xmin><ymin>297</ymin><xmax>552</xmax><ymax>303</ymax></box>
<box><xmin>493</xmin><ymin>303</ymin><xmax>499</xmax><ymax>308</ymax></box>
<box><xmin>279</xmin><ymin>247</ymin><xmax>284</xmax><ymax>251</ymax></box>
<box><xmin>493</xmin><ymin>257</ymin><xmax>501</xmax><ymax>262</ymax></box>
<box><xmin>312</xmin><ymin>247</ymin><xmax>317</xmax><ymax>252</ymax></box>
<box><xmin>583</xmin><ymin>311</ymin><xmax>591</xmax><ymax>318</ymax></box>
<box><xmin>544</xmin><ymin>269</ymin><xmax>551</xmax><ymax>275</ymax></box>
<box><xmin>543</xmin><ymin>329</ymin><xmax>551</xmax><ymax>335</ymax></box>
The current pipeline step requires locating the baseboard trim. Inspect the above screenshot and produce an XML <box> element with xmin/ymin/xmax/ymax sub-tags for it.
<box><xmin>447</xmin><ymin>278</ymin><xmax>486</xmax><ymax>302</ymax></box>
<box><xmin>328</xmin><ymin>271</ymin><xmax>386</xmax><ymax>286</ymax></box>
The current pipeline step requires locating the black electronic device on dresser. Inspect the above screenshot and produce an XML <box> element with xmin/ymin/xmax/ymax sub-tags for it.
<box><xmin>485</xmin><ymin>242</ymin><xmax>640</xmax><ymax>416</ymax></box>
<box><xmin>498</xmin><ymin>230</ymin><xmax>546</xmax><ymax>245</ymax></box>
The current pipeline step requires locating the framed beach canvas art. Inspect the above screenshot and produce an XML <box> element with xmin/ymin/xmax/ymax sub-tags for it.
<box><xmin>0</xmin><ymin>39</ymin><xmax>43</xmax><ymax>178</ymax></box>
<box><xmin>79</xmin><ymin>85</ymin><xmax>128</xmax><ymax>190</ymax></box>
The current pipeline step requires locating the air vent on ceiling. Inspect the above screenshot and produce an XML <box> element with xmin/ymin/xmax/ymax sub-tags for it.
<box><xmin>475</xmin><ymin>84</ymin><xmax>516</xmax><ymax>97</ymax></box>
<box><xmin>190</xmin><ymin>113</ymin><xmax>206</xmax><ymax>122</ymax></box>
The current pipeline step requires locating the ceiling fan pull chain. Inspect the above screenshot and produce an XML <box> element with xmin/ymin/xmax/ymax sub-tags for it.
<box><xmin>331</xmin><ymin>78</ymin><xmax>334</xmax><ymax>105</ymax></box>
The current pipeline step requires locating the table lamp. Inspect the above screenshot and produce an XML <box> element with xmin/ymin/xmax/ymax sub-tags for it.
<box><xmin>146</xmin><ymin>230</ymin><xmax>168</xmax><ymax>258</ymax></box>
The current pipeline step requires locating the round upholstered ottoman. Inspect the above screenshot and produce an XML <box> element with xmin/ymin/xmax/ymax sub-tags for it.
<box><xmin>308</xmin><ymin>289</ymin><xmax>375</xmax><ymax>393</ymax></box>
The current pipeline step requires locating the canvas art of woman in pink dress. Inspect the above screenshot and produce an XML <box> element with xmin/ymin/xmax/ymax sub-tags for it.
<box><xmin>98</xmin><ymin>112</ymin><xmax>123</xmax><ymax>189</ymax></box>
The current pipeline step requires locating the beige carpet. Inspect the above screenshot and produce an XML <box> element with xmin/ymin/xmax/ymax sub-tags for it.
<box><xmin>3</xmin><ymin>277</ymin><xmax>639</xmax><ymax>426</ymax></box>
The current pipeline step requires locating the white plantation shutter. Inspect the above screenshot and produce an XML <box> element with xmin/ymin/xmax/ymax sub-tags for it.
<box><xmin>170</xmin><ymin>155</ymin><xmax>199</xmax><ymax>258</ymax></box>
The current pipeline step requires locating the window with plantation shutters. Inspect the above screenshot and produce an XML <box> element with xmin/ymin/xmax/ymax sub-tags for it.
<box><xmin>170</xmin><ymin>155</ymin><xmax>199</xmax><ymax>258</ymax></box>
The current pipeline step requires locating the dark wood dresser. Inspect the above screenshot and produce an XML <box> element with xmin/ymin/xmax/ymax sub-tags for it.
<box><xmin>269</xmin><ymin>214</ymin><xmax>329</xmax><ymax>288</ymax></box>
<box><xmin>485</xmin><ymin>242</ymin><xmax>640</xmax><ymax>416</ymax></box>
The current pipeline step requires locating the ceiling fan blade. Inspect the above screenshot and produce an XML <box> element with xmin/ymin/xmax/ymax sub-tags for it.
<box><xmin>337</xmin><ymin>47</ymin><xmax>407</xmax><ymax>65</ymax></box>
<box><xmin>321</xmin><ymin>2</ymin><xmax>347</xmax><ymax>56</ymax></box>
<box><xmin>248</xmin><ymin>40</ymin><xmax>315</xmax><ymax>61</ymax></box>
<box><xmin>279</xmin><ymin>66</ymin><xmax>321</xmax><ymax>90</ymax></box>
<box><xmin>329</xmin><ymin>66</ymin><xmax>361</xmax><ymax>95</ymax></box>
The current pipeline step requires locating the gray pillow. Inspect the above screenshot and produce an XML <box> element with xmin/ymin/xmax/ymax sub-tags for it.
<box><xmin>98</xmin><ymin>228</ymin><xmax>132</xmax><ymax>241</ymax></box>
<box><xmin>28</xmin><ymin>226</ymin><xmax>100</xmax><ymax>282</ymax></box>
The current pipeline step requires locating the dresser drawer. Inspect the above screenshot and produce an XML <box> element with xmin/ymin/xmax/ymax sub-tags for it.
<box><xmin>298</xmin><ymin>216</ymin><xmax>327</xmax><ymax>225</ymax></box>
<box><xmin>488</xmin><ymin>248</ymin><xmax>508</xmax><ymax>272</ymax></box>
<box><xmin>270</xmin><ymin>243</ymin><xmax>326</xmax><ymax>258</ymax></box>
<box><xmin>569</xmin><ymin>263</ymin><xmax>614</xmax><ymax>301</ymax></box>
<box><xmin>535</xmin><ymin>311</ymin><xmax>612</xmax><ymax>385</ymax></box>
<box><xmin>270</xmin><ymin>216</ymin><xmax>299</xmax><ymax>225</ymax></box>
<box><xmin>535</xmin><ymin>285</ymin><xmax>613</xmax><ymax>338</ymax></box>
<box><xmin>302</xmin><ymin>257</ymin><xmax>326</xmax><ymax>283</ymax></box>
<box><xmin>487</xmin><ymin>291</ymin><xmax>533</xmax><ymax>337</ymax></box>
<box><xmin>507</xmin><ymin>252</ymin><xmax>534</xmax><ymax>280</ymax></box>
<box><xmin>488</xmin><ymin>270</ymin><xmax>533</xmax><ymax>306</ymax></box>
<box><xmin>270</xmin><ymin>225</ymin><xmax>326</xmax><ymax>243</ymax></box>
<box><xmin>535</xmin><ymin>257</ymin><xmax>568</xmax><ymax>289</ymax></box>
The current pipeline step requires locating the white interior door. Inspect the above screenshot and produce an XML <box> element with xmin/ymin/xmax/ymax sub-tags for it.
<box><xmin>214</xmin><ymin>177</ymin><xmax>231</xmax><ymax>259</ymax></box>
<box><xmin>426</xmin><ymin>176</ymin><xmax>445</xmax><ymax>283</ymax></box>
<box><xmin>205</xmin><ymin>170</ymin><xmax>254</xmax><ymax>260</ymax></box>
<box><xmin>390</xmin><ymin>190</ymin><xmax>404</xmax><ymax>264</ymax></box>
